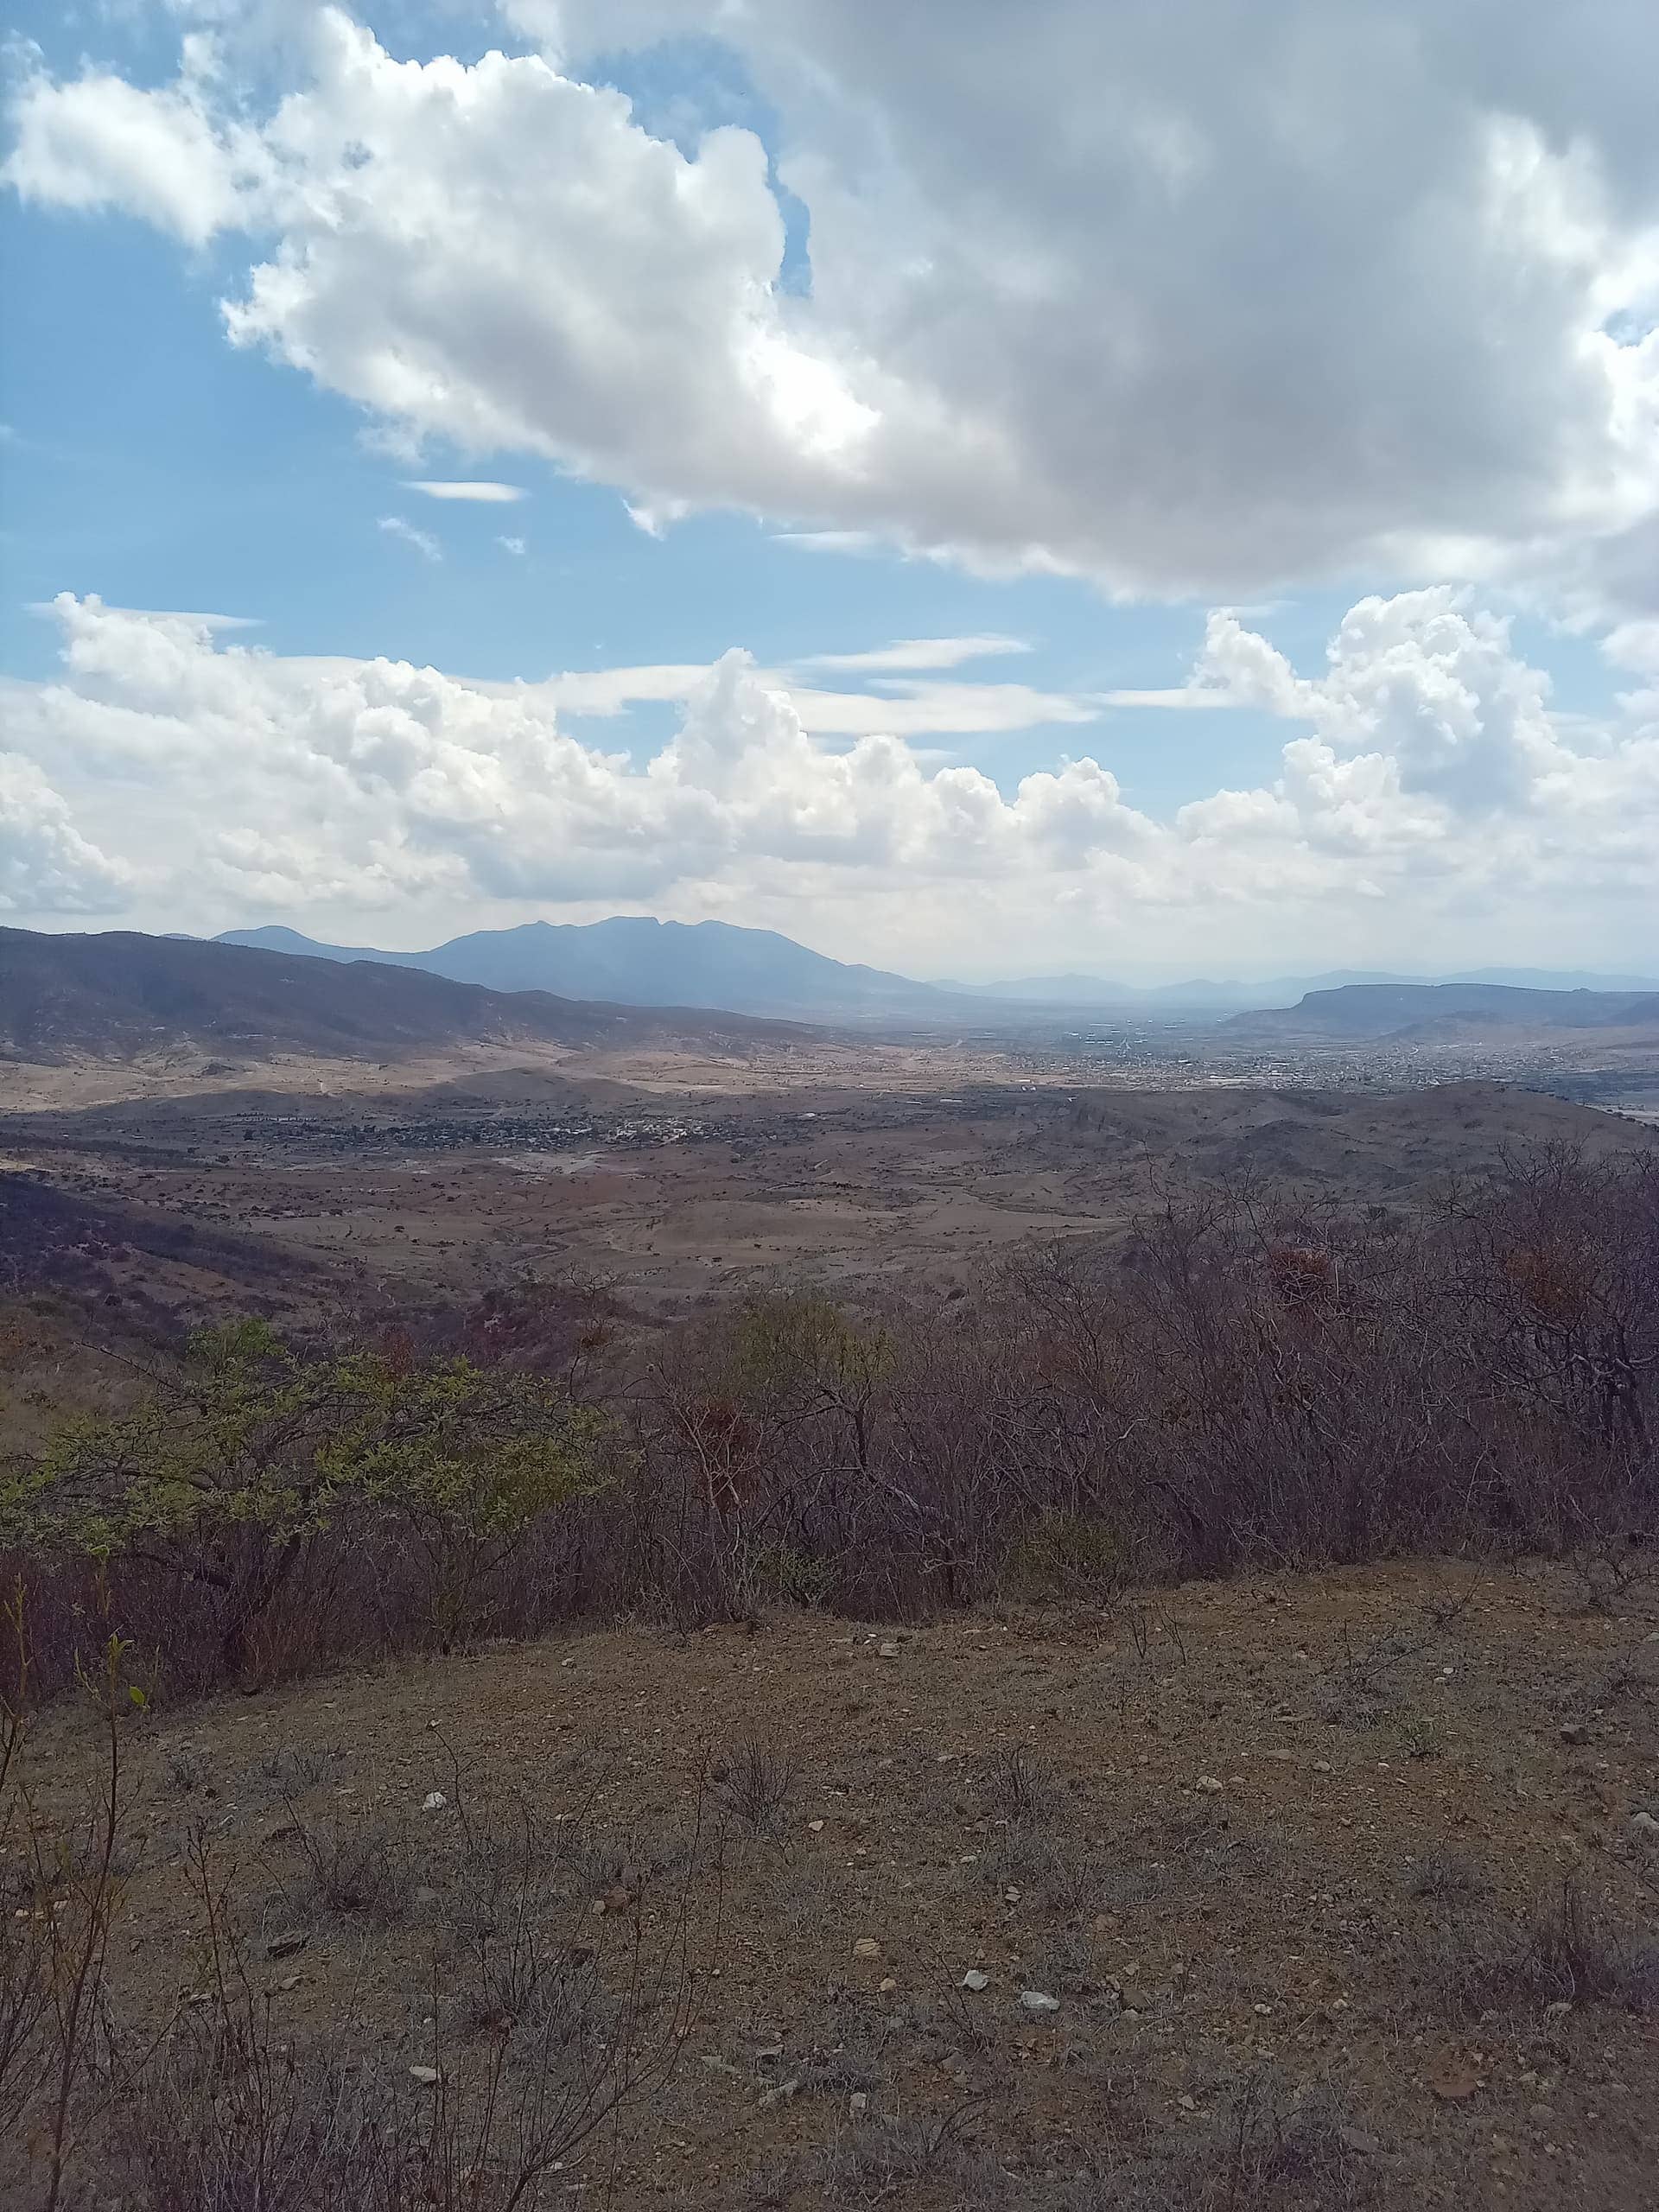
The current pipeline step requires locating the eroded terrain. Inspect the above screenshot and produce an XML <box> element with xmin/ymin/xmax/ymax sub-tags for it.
<box><xmin>3</xmin><ymin>1069</ymin><xmax>1651</xmax><ymax>1319</ymax></box>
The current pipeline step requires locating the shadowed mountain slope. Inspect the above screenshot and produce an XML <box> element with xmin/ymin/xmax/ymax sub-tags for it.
<box><xmin>0</xmin><ymin>928</ymin><xmax>810</xmax><ymax>1065</ymax></box>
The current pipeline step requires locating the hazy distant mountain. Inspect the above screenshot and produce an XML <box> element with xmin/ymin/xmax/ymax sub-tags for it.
<box><xmin>207</xmin><ymin>921</ymin><xmax>1659</xmax><ymax>1024</ymax></box>
<box><xmin>949</xmin><ymin>965</ymin><xmax>1659</xmax><ymax>1008</ymax></box>
<box><xmin>0</xmin><ymin>928</ymin><xmax>805</xmax><ymax>1065</ymax></box>
<box><xmin>1223</xmin><ymin>982</ymin><xmax>1659</xmax><ymax>1045</ymax></box>
<box><xmin>1436</xmin><ymin>968</ymin><xmax>1659</xmax><ymax>992</ymax></box>
<box><xmin>218</xmin><ymin>918</ymin><xmax>969</xmax><ymax>1020</ymax></box>
<box><xmin>939</xmin><ymin>972</ymin><xmax>1148</xmax><ymax>1005</ymax></box>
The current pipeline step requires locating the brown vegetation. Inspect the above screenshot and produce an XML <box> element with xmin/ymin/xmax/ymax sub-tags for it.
<box><xmin>0</xmin><ymin>1139</ymin><xmax>1655</xmax><ymax>2206</ymax></box>
<box><xmin>3</xmin><ymin>1143</ymin><xmax>1655</xmax><ymax>1700</ymax></box>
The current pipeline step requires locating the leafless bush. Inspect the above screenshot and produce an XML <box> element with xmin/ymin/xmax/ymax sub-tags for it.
<box><xmin>1070</xmin><ymin>2071</ymin><xmax>1365</xmax><ymax>2211</ymax></box>
<box><xmin>793</xmin><ymin>1993</ymin><xmax>895</xmax><ymax>2099</ymax></box>
<box><xmin>1408</xmin><ymin>1848</ymin><xmax>1487</xmax><ymax>1902</ymax></box>
<box><xmin>119</xmin><ymin>1809</ymin><xmax>719</xmax><ymax>2212</ymax></box>
<box><xmin>256</xmin><ymin>1742</ymin><xmax>341</xmax><ymax>1797</ymax></box>
<box><xmin>1410</xmin><ymin>1873</ymin><xmax>1657</xmax><ymax>2019</ymax></box>
<box><xmin>984</xmin><ymin>1744</ymin><xmax>1058</xmax><ymax>1827</ymax></box>
<box><xmin>124</xmin><ymin>2006</ymin><xmax>397</xmax><ymax>2212</ymax></box>
<box><xmin>1529</xmin><ymin>1878</ymin><xmax>1659</xmax><ymax>2010</ymax></box>
<box><xmin>737</xmin><ymin>2154</ymin><xmax>800</xmax><ymax>2209</ymax></box>
<box><xmin>813</xmin><ymin>2104</ymin><xmax>989</xmax><ymax>2205</ymax></box>
<box><xmin>982</xmin><ymin>1830</ymin><xmax>1109</xmax><ymax>1922</ymax></box>
<box><xmin>0</xmin><ymin>1593</ymin><xmax>147</xmax><ymax>2212</ymax></box>
<box><xmin>438</xmin><ymin>1815</ymin><xmax>610</xmax><ymax>2045</ymax></box>
<box><xmin>284</xmin><ymin>1806</ymin><xmax>417</xmax><ymax>1922</ymax></box>
<box><xmin>0</xmin><ymin>1584</ymin><xmax>49</xmax><ymax>2140</ymax></box>
<box><xmin>163</xmin><ymin>1744</ymin><xmax>209</xmax><ymax>1794</ymax></box>
<box><xmin>710</xmin><ymin>1735</ymin><xmax>798</xmax><ymax>1840</ymax></box>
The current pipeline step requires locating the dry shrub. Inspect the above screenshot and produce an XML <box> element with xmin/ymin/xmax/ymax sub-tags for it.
<box><xmin>3</xmin><ymin>1143</ymin><xmax>1655</xmax><ymax>1690</ymax></box>
<box><xmin>1411</xmin><ymin>1873</ymin><xmax>1658</xmax><ymax>2021</ymax></box>
<box><xmin>118</xmin><ymin>1809</ymin><xmax>717</xmax><ymax>2212</ymax></box>
<box><xmin>287</xmin><ymin>1807</ymin><xmax>418</xmax><ymax>1922</ymax></box>
<box><xmin>1076</xmin><ymin>2071</ymin><xmax>1367</xmax><ymax>2212</ymax></box>
<box><xmin>709</xmin><ymin>1736</ymin><xmax>798</xmax><ymax>1841</ymax></box>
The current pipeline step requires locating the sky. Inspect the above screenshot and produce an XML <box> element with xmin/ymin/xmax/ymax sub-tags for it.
<box><xmin>1</xmin><ymin>1</ymin><xmax>1656</xmax><ymax>983</ymax></box>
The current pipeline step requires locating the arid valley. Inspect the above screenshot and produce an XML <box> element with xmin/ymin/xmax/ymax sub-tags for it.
<box><xmin>1</xmin><ymin>931</ymin><xmax>1656</xmax><ymax>2209</ymax></box>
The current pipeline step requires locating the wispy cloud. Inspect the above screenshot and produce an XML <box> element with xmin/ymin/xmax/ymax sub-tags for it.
<box><xmin>772</xmin><ymin>530</ymin><xmax>883</xmax><ymax>555</ymax></box>
<box><xmin>501</xmin><ymin>663</ymin><xmax>1099</xmax><ymax>737</ymax></box>
<box><xmin>778</xmin><ymin>678</ymin><xmax>1098</xmax><ymax>737</ymax></box>
<box><xmin>27</xmin><ymin>601</ymin><xmax>260</xmax><ymax>631</ymax></box>
<box><xmin>1103</xmin><ymin>687</ymin><xmax>1235</xmax><ymax>709</ymax></box>
<box><xmin>496</xmin><ymin>534</ymin><xmax>528</xmax><ymax>556</ymax></box>
<box><xmin>799</xmin><ymin>635</ymin><xmax>1031</xmax><ymax>674</ymax></box>
<box><xmin>378</xmin><ymin>515</ymin><xmax>441</xmax><ymax>563</ymax></box>
<box><xmin>403</xmin><ymin>480</ymin><xmax>527</xmax><ymax>503</ymax></box>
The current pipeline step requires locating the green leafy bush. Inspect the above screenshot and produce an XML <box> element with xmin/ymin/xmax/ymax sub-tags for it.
<box><xmin>3</xmin><ymin>1322</ymin><xmax>612</xmax><ymax>1665</ymax></box>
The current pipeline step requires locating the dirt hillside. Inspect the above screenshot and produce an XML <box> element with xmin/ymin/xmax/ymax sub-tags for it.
<box><xmin>18</xmin><ymin>1559</ymin><xmax>1659</xmax><ymax>2209</ymax></box>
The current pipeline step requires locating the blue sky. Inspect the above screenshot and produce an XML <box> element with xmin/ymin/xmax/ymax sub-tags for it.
<box><xmin>2</xmin><ymin>3</ymin><xmax>1656</xmax><ymax>977</ymax></box>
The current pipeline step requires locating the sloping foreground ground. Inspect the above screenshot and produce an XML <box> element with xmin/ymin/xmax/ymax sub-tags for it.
<box><xmin>15</xmin><ymin>1561</ymin><xmax>1659</xmax><ymax>2209</ymax></box>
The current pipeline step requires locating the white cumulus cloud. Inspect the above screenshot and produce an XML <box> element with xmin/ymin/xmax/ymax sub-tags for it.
<box><xmin>9</xmin><ymin>3</ymin><xmax>1659</xmax><ymax>605</ymax></box>
<box><xmin>0</xmin><ymin>590</ymin><xmax>1651</xmax><ymax>970</ymax></box>
<box><xmin>0</xmin><ymin>750</ymin><xmax>132</xmax><ymax>914</ymax></box>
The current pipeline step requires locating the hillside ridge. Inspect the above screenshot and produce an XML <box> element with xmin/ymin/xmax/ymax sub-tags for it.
<box><xmin>0</xmin><ymin>926</ymin><xmax>808</xmax><ymax>1065</ymax></box>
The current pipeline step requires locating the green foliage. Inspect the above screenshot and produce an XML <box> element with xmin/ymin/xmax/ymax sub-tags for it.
<box><xmin>727</xmin><ymin>1293</ymin><xmax>893</xmax><ymax>1403</ymax></box>
<box><xmin>745</xmin><ymin>1541</ymin><xmax>837</xmax><ymax>1609</ymax></box>
<box><xmin>1393</xmin><ymin>1710</ymin><xmax>1446</xmax><ymax>1762</ymax></box>
<box><xmin>1003</xmin><ymin>1510</ymin><xmax>1128</xmax><ymax>1601</ymax></box>
<box><xmin>3</xmin><ymin>1324</ymin><xmax>613</xmax><ymax>1661</ymax></box>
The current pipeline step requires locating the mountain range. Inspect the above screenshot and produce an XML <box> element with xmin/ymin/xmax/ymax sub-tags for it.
<box><xmin>5</xmin><ymin>926</ymin><xmax>1658</xmax><ymax>1071</ymax></box>
<box><xmin>0</xmin><ymin>928</ymin><xmax>803</xmax><ymax>1065</ymax></box>
<box><xmin>1223</xmin><ymin>982</ymin><xmax>1659</xmax><ymax>1044</ymax></box>
<box><xmin>218</xmin><ymin>918</ymin><xmax>964</xmax><ymax>1021</ymax></box>
<box><xmin>216</xmin><ymin>921</ymin><xmax>1659</xmax><ymax>1020</ymax></box>
<box><xmin>945</xmin><ymin>965</ymin><xmax>1659</xmax><ymax>1008</ymax></box>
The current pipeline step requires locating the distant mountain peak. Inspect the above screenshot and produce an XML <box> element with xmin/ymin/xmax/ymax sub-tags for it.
<box><xmin>216</xmin><ymin>915</ymin><xmax>965</xmax><ymax>1020</ymax></box>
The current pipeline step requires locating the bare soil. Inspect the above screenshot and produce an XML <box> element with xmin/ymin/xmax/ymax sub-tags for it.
<box><xmin>21</xmin><ymin>1558</ymin><xmax>1659</xmax><ymax>2209</ymax></box>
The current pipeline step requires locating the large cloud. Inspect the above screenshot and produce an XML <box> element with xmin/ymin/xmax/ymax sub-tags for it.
<box><xmin>0</xmin><ymin>749</ymin><xmax>131</xmax><ymax>914</ymax></box>
<box><xmin>18</xmin><ymin>594</ymin><xmax>1154</xmax><ymax>901</ymax></box>
<box><xmin>3</xmin><ymin>589</ymin><xmax>1653</xmax><ymax>966</ymax></box>
<box><xmin>8</xmin><ymin>3</ymin><xmax>1659</xmax><ymax>601</ymax></box>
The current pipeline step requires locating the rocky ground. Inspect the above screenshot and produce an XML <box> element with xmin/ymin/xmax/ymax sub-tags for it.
<box><xmin>13</xmin><ymin>1557</ymin><xmax>1659</xmax><ymax>2209</ymax></box>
